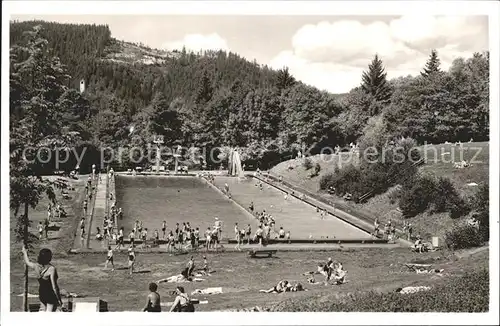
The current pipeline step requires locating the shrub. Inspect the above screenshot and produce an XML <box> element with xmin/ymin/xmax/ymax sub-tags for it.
<box><xmin>387</xmin><ymin>186</ymin><xmax>402</xmax><ymax>205</ymax></box>
<box><xmin>448</xmin><ymin>196</ymin><xmax>470</xmax><ymax>219</ymax></box>
<box><xmin>319</xmin><ymin>172</ymin><xmax>336</xmax><ymax>190</ymax></box>
<box><xmin>432</xmin><ymin>177</ymin><xmax>470</xmax><ymax>218</ymax></box>
<box><xmin>444</xmin><ymin>224</ymin><xmax>484</xmax><ymax>250</ymax></box>
<box><xmin>398</xmin><ymin>175</ymin><xmax>437</xmax><ymax>218</ymax></box>
<box><xmin>328</xmin><ymin>165</ymin><xmax>363</xmax><ymax>197</ymax></box>
<box><xmin>303</xmin><ymin>157</ymin><xmax>313</xmax><ymax>170</ymax></box>
<box><xmin>309</xmin><ymin>162</ymin><xmax>321</xmax><ymax>178</ymax></box>
<box><xmin>473</xmin><ymin>183</ymin><xmax>489</xmax><ymax>242</ymax></box>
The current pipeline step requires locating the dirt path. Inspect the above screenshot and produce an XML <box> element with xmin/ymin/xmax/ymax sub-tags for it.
<box><xmin>454</xmin><ymin>245</ymin><xmax>489</xmax><ymax>259</ymax></box>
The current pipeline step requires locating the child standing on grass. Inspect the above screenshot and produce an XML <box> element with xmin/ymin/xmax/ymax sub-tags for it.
<box><xmin>104</xmin><ymin>246</ymin><xmax>115</xmax><ymax>271</ymax></box>
<box><xmin>116</xmin><ymin>227</ymin><xmax>124</xmax><ymax>250</ymax></box>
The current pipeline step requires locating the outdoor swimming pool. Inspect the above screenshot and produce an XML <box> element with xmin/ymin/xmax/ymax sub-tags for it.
<box><xmin>114</xmin><ymin>175</ymin><xmax>371</xmax><ymax>241</ymax></box>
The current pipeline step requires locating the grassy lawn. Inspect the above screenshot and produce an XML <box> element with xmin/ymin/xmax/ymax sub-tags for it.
<box><xmin>10</xmin><ymin>246</ymin><xmax>488</xmax><ymax>312</ymax></box>
<box><xmin>271</xmin><ymin>142</ymin><xmax>489</xmax><ymax>242</ymax></box>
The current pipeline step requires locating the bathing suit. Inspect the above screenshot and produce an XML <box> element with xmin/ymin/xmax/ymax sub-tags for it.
<box><xmin>107</xmin><ymin>250</ymin><xmax>114</xmax><ymax>262</ymax></box>
<box><xmin>38</xmin><ymin>265</ymin><xmax>59</xmax><ymax>306</ymax></box>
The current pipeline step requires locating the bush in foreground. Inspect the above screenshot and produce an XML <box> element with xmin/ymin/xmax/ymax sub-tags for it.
<box><xmin>271</xmin><ymin>269</ymin><xmax>489</xmax><ymax>312</ymax></box>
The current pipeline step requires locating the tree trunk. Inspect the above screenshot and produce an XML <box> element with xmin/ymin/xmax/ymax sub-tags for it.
<box><xmin>23</xmin><ymin>202</ymin><xmax>29</xmax><ymax>312</ymax></box>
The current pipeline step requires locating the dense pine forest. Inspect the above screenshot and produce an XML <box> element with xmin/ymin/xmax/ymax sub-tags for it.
<box><xmin>9</xmin><ymin>21</ymin><xmax>489</xmax><ymax>173</ymax></box>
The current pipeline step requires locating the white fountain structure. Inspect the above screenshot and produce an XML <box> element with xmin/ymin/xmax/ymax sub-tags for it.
<box><xmin>228</xmin><ymin>148</ymin><xmax>245</xmax><ymax>179</ymax></box>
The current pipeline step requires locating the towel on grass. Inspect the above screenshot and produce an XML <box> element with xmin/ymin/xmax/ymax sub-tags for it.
<box><xmin>157</xmin><ymin>274</ymin><xmax>205</xmax><ymax>283</ymax></box>
<box><xmin>191</xmin><ymin>287</ymin><xmax>222</xmax><ymax>295</ymax></box>
<box><xmin>397</xmin><ymin>286</ymin><xmax>431</xmax><ymax>294</ymax></box>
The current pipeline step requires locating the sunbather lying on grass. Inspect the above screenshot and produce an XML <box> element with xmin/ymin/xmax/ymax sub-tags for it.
<box><xmin>157</xmin><ymin>273</ymin><xmax>205</xmax><ymax>284</ymax></box>
<box><xmin>260</xmin><ymin>280</ymin><xmax>306</xmax><ymax>293</ymax></box>
<box><xmin>260</xmin><ymin>280</ymin><xmax>290</xmax><ymax>293</ymax></box>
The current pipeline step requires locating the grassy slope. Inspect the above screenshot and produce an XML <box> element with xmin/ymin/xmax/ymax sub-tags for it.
<box><xmin>271</xmin><ymin>142</ymin><xmax>489</xmax><ymax>241</ymax></box>
<box><xmin>9</xmin><ymin>176</ymin><xmax>87</xmax><ymax>254</ymax></box>
<box><xmin>10</xmin><ymin>246</ymin><xmax>488</xmax><ymax>311</ymax></box>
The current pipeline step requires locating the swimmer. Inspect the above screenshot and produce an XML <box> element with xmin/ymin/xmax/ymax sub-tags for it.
<box><xmin>141</xmin><ymin>228</ymin><xmax>148</xmax><ymax>248</ymax></box>
<box><xmin>234</xmin><ymin>223</ymin><xmax>239</xmax><ymax>240</ymax></box>
<box><xmin>153</xmin><ymin>229</ymin><xmax>159</xmax><ymax>246</ymax></box>
<box><xmin>235</xmin><ymin>226</ymin><xmax>242</xmax><ymax>251</ymax></box>
<box><xmin>246</xmin><ymin>224</ymin><xmax>252</xmax><ymax>245</ymax></box>
<box><xmin>161</xmin><ymin>221</ymin><xmax>167</xmax><ymax>239</ymax></box>
<box><xmin>129</xmin><ymin>230</ymin><xmax>136</xmax><ymax>247</ymax></box>
<box><xmin>167</xmin><ymin>231</ymin><xmax>175</xmax><ymax>252</ymax></box>
<box><xmin>194</xmin><ymin>227</ymin><xmax>200</xmax><ymax>247</ymax></box>
<box><xmin>254</xmin><ymin>226</ymin><xmax>264</xmax><ymax>247</ymax></box>
<box><xmin>205</xmin><ymin>227</ymin><xmax>212</xmax><ymax>250</ymax></box>
<box><xmin>278</xmin><ymin>227</ymin><xmax>285</xmax><ymax>239</ymax></box>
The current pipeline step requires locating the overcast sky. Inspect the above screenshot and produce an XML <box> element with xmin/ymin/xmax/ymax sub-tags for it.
<box><xmin>12</xmin><ymin>15</ymin><xmax>489</xmax><ymax>93</ymax></box>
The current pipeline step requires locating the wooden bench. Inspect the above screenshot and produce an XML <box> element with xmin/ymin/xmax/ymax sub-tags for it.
<box><xmin>248</xmin><ymin>249</ymin><xmax>277</xmax><ymax>258</ymax></box>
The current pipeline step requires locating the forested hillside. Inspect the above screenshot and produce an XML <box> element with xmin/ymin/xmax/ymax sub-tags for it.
<box><xmin>9</xmin><ymin>21</ymin><xmax>489</xmax><ymax>172</ymax></box>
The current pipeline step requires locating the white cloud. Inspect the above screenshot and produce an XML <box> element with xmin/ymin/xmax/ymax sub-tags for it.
<box><xmin>270</xmin><ymin>16</ymin><xmax>488</xmax><ymax>93</ymax></box>
<box><xmin>162</xmin><ymin>33</ymin><xmax>229</xmax><ymax>52</ymax></box>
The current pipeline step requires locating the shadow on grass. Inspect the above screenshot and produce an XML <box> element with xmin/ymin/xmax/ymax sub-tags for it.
<box><xmin>48</xmin><ymin>225</ymin><xmax>61</xmax><ymax>231</ymax></box>
<box><xmin>134</xmin><ymin>270</ymin><xmax>151</xmax><ymax>274</ymax></box>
